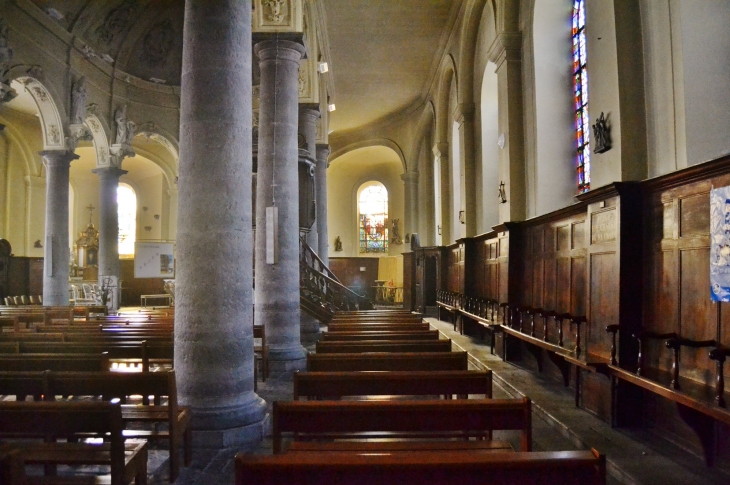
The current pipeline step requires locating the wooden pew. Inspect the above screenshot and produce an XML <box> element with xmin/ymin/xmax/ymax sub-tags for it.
<box><xmin>0</xmin><ymin>401</ymin><xmax>148</xmax><ymax>485</ymax></box>
<box><xmin>0</xmin><ymin>353</ymin><xmax>110</xmax><ymax>372</ymax></box>
<box><xmin>321</xmin><ymin>330</ymin><xmax>440</xmax><ymax>341</ymax></box>
<box><xmin>0</xmin><ymin>369</ymin><xmax>191</xmax><ymax>482</ymax></box>
<box><xmin>293</xmin><ymin>370</ymin><xmax>492</xmax><ymax>400</ymax></box>
<box><xmin>307</xmin><ymin>351</ymin><xmax>468</xmax><ymax>372</ymax></box>
<box><xmin>327</xmin><ymin>322</ymin><xmax>430</xmax><ymax>332</ymax></box>
<box><xmin>235</xmin><ymin>449</ymin><xmax>606</xmax><ymax>485</ymax></box>
<box><xmin>315</xmin><ymin>339</ymin><xmax>451</xmax><ymax>354</ymax></box>
<box><xmin>272</xmin><ymin>398</ymin><xmax>532</xmax><ymax>453</ymax></box>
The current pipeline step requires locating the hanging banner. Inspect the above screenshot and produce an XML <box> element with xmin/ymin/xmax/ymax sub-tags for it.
<box><xmin>710</xmin><ymin>186</ymin><xmax>730</xmax><ymax>301</ymax></box>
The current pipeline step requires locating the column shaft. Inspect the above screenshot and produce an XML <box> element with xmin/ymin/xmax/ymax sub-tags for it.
<box><xmin>315</xmin><ymin>144</ymin><xmax>330</xmax><ymax>265</ymax></box>
<box><xmin>93</xmin><ymin>166</ymin><xmax>126</xmax><ymax>311</ymax></box>
<box><xmin>41</xmin><ymin>150</ymin><xmax>78</xmax><ymax>306</ymax></box>
<box><xmin>254</xmin><ymin>37</ymin><xmax>307</xmax><ymax>370</ymax></box>
<box><xmin>401</xmin><ymin>171</ymin><xmax>419</xmax><ymax>242</ymax></box>
<box><xmin>175</xmin><ymin>0</ymin><xmax>265</xmax><ymax>447</ymax></box>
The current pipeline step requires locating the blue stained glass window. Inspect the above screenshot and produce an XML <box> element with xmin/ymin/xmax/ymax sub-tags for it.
<box><xmin>358</xmin><ymin>184</ymin><xmax>389</xmax><ymax>253</ymax></box>
<box><xmin>573</xmin><ymin>0</ymin><xmax>590</xmax><ymax>193</ymax></box>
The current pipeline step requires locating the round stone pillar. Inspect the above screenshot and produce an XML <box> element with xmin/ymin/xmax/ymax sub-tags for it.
<box><xmin>175</xmin><ymin>0</ymin><xmax>265</xmax><ymax>448</ymax></box>
<box><xmin>315</xmin><ymin>144</ymin><xmax>330</xmax><ymax>265</ymax></box>
<box><xmin>93</xmin><ymin>166</ymin><xmax>127</xmax><ymax>311</ymax></box>
<box><xmin>298</xmin><ymin>106</ymin><xmax>320</xmax><ymax>254</ymax></box>
<box><xmin>254</xmin><ymin>37</ymin><xmax>307</xmax><ymax>371</ymax></box>
<box><xmin>41</xmin><ymin>150</ymin><xmax>79</xmax><ymax>306</ymax></box>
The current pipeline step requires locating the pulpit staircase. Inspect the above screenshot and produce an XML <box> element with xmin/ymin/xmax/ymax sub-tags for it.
<box><xmin>299</xmin><ymin>238</ymin><xmax>373</xmax><ymax>323</ymax></box>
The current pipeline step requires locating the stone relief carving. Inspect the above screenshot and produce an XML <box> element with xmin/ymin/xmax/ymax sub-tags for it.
<box><xmin>298</xmin><ymin>65</ymin><xmax>306</xmax><ymax>95</ymax></box>
<box><xmin>96</xmin><ymin>0</ymin><xmax>138</xmax><ymax>44</ymax></box>
<box><xmin>264</xmin><ymin>0</ymin><xmax>287</xmax><ymax>23</ymax></box>
<box><xmin>114</xmin><ymin>104</ymin><xmax>136</xmax><ymax>145</ymax></box>
<box><xmin>0</xmin><ymin>19</ymin><xmax>13</xmax><ymax>81</ymax></box>
<box><xmin>47</xmin><ymin>124</ymin><xmax>61</xmax><ymax>145</ymax></box>
<box><xmin>141</xmin><ymin>20</ymin><xmax>174</xmax><ymax>66</ymax></box>
<box><xmin>31</xmin><ymin>86</ymin><xmax>48</xmax><ymax>102</ymax></box>
<box><xmin>71</xmin><ymin>76</ymin><xmax>88</xmax><ymax>124</ymax></box>
<box><xmin>66</xmin><ymin>124</ymin><xmax>93</xmax><ymax>151</ymax></box>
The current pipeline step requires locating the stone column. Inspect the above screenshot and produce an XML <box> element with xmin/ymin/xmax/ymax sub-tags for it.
<box><xmin>315</xmin><ymin>144</ymin><xmax>330</xmax><ymax>265</ymax></box>
<box><xmin>401</xmin><ymin>171</ymin><xmax>419</xmax><ymax>243</ymax></box>
<box><xmin>456</xmin><ymin>104</ymin><xmax>477</xmax><ymax>237</ymax></box>
<box><xmin>175</xmin><ymin>0</ymin><xmax>265</xmax><ymax>448</ymax></box>
<box><xmin>299</xmin><ymin>105</ymin><xmax>320</xmax><ymax>254</ymax></box>
<box><xmin>92</xmin><ymin>167</ymin><xmax>126</xmax><ymax>311</ymax></box>
<box><xmin>41</xmin><ymin>150</ymin><xmax>79</xmax><ymax>306</ymax></box>
<box><xmin>298</xmin><ymin>105</ymin><xmax>321</xmax><ymax>344</ymax></box>
<box><xmin>254</xmin><ymin>36</ymin><xmax>307</xmax><ymax>371</ymax></box>
<box><xmin>435</xmin><ymin>143</ymin><xmax>451</xmax><ymax>244</ymax></box>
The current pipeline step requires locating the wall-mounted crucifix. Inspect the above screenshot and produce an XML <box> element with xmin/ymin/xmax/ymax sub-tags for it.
<box><xmin>86</xmin><ymin>204</ymin><xmax>95</xmax><ymax>223</ymax></box>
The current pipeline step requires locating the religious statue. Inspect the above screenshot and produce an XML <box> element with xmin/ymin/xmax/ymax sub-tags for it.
<box><xmin>0</xmin><ymin>20</ymin><xmax>12</xmax><ymax>78</ymax></box>
<box><xmin>125</xmin><ymin>119</ymin><xmax>136</xmax><ymax>145</ymax></box>
<box><xmin>592</xmin><ymin>112</ymin><xmax>611</xmax><ymax>153</ymax></box>
<box><xmin>391</xmin><ymin>219</ymin><xmax>403</xmax><ymax>245</ymax></box>
<box><xmin>71</xmin><ymin>76</ymin><xmax>88</xmax><ymax>124</ymax></box>
<box><xmin>114</xmin><ymin>104</ymin><xmax>128</xmax><ymax>145</ymax></box>
<box><xmin>334</xmin><ymin>236</ymin><xmax>343</xmax><ymax>252</ymax></box>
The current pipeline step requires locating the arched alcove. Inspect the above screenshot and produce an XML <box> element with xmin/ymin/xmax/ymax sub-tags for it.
<box><xmin>532</xmin><ymin>0</ymin><xmax>576</xmax><ymax>215</ymax></box>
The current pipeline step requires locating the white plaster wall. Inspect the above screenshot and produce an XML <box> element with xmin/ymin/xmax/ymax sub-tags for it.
<box><xmin>327</xmin><ymin>146</ymin><xmax>405</xmax><ymax>258</ymax></box>
<box><xmin>130</xmin><ymin>173</ymin><xmax>165</xmax><ymax>242</ymax></box>
<box><xmin>481</xmin><ymin>62</ymin><xmax>499</xmax><ymax>230</ymax></box>
<box><xmin>679</xmin><ymin>0</ymin><xmax>730</xmax><ymax>165</ymax></box>
<box><xmin>533</xmin><ymin>0</ymin><xmax>576</xmax><ymax>215</ymax></box>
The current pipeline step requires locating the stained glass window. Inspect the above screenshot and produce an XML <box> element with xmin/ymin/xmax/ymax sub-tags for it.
<box><xmin>573</xmin><ymin>0</ymin><xmax>590</xmax><ymax>193</ymax></box>
<box><xmin>118</xmin><ymin>184</ymin><xmax>136</xmax><ymax>257</ymax></box>
<box><xmin>358</xmin><ymin>183</ymin><xmax>389</xmax><ymax>253</ymax></box>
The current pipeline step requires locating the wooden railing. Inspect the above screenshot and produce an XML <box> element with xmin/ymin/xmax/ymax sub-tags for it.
<box><xmin>299</xmin><ymin>238</ymin><xmax>341</xmax><ymax>284</ymax></box>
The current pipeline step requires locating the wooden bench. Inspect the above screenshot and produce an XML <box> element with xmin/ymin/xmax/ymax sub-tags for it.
<box><xmin>604</xmin><ymin>326</ymin><xmax>730</xmax><ymax>465</ymax></box>
<box><xmin>315</xmin><ymin>339</ymin><xmax>451</xmax><ymax>354</ymax></box>
<box><xmin>140</xmin><ymin>294</ymin><xmax>172</xmax><ymax>307</ymax></box>
<box><xmin>293</xmin><ymin>370</ymin><xmax>492</xmax><ymax>400</ymax></box>
<box><xmin>0</xmin><ymin>353</ymin><xmax>110</xmax><ymax>372</ymax></box>
<box><xmin>235</xmin><ymin>449</ymin><xmax>606</xmax><ymax>485</ymax></box>
<box><xmin>307</xmin><ymin>351</ymin><xmax>469</xmax><ymax>372</ymax></box>
<box><xmin>458</xmin><ymin>296</ymin><xmax>503</xmax><ymax>353</ymax></box>
<box><xmin>272</xmin><ymin>397</ymin><xmax>532</xmax><ymax>454</ymax></box>
<box><xmin>0</xmin><ymin>401</ymin><xmax>148</xmax><ymax>485</ymax></box>
<box><xmin>321</xmin><ymin>330</ymin><xmax>441</xmax><ymax>341</ymax></box>
<box><xmin>16</xmin><ymin>341</ymin><xmax>173</xmax><ymax>372</ymax></box>
<box><xmin>327</xmin><ymin>322</ymin><xmax>431</xmax><ymax>333</ymax></box>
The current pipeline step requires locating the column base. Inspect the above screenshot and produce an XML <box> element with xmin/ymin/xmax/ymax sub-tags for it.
<box><xmin>300</xmin><ymin>314</ymin><xmax>322</xmax><ymax>345</ymax></box>
<box><xmin>191</xmin><ymin>413</ymin><xmax>270</xmax><ymax>449</ymax></box>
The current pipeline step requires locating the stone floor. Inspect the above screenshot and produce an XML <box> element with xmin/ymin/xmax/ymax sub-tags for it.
<box><xmin>12</xmin><ymin>314</ymin><xmax>730</xmax><ymax>484</ymax></box>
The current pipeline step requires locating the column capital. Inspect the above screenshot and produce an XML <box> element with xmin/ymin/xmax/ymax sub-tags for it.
<box><xmin>254</xmin><ymin>34</ymin><xmax>306</xmax><ymax>62</ymax></box>
<box><xmin>315</xmin><ymin>144</ymin><xmax>331</xmax><ymax>166</ymax></box>
<box><xmin>433</xmin><ymin>142</ymin><xmax>449</xmax><ymax>158</ymax></box>
<box><xmin>401</xmin><ymin>171</ymin><xmax>419</xmax><ymax>184</ymax></box>
<box><xmin>487</xmin><ymin>32</ymin><xmax>522</xmax><ymax>69</ymax></box>
<box><xmin>455</xmin><ymin>103</ymin><xmax>475</xmax><ymax>126</ymax></box>
<box><xmin>92</xmin><ymin>166</ymin><xmax>128</xmax><ymax>179</ymax></box>
<box><xmin>40</xmin><ymin>150</ymin><xmax>79</xmax><ymax>167</ymax></box>
<box><xmin>298</xmin><ymin>103</ymin><xmax>321</xmax><ymax>119</ymax></box>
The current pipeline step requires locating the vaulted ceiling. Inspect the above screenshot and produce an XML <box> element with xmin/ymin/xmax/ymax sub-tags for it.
<box><xmin>28</xmin><ymin>0</ymin><xmax>461</xmax><ymax>138</ymax></box>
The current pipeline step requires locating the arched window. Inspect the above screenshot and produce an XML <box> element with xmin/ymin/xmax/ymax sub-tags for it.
<box><xmin>573</xmin><ymin>0</ymin><xmax>590</xmax><ymax>193</ymax></box>
<box><xmin>118</xmin><ymin>184</ymin><xmax>136</xmax><ymax>257</ymax></box>
<box><xmin>358</xmin><ymin>183</ymin><xmax>389</xmax><ymax>253</ymax></box>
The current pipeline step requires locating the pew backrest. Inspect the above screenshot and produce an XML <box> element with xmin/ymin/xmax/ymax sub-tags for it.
<box><xmin>307</xmin><ymin>351</ymin><xmax>468</xmax><ymax>371</ymax></box>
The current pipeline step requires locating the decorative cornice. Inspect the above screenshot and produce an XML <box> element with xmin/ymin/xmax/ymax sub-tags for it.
<box><xmin>486</xmin><ymin>32</ymin><xmax>522</xmax><ymax>68</ymax></box>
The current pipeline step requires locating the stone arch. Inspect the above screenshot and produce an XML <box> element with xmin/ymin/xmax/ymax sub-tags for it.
<box><xmin>435</xmin><ymin>54</ymin><xmax>458</xmax><ymax>146</ymax></box>
<box><xmin>458</xmin><ymin>0</ymin><xmax>490</xmax><ymax>106</ymax></box>
<box><xmin>84</xmin><ymin>113</ymin><xmax>112</xmax><ymax>168</ymax></box>
<box><xmin>9</xmin><ymin>74</ymin><xmax>66</xmax><ymax>151</ymax></box>
<box><xmin>0</xmin><ymin>115</ymin><xmax>37</xmax><ymax>177</ymax></box>
<box><xmin>410</xmin><ymin>100</ymin><xmax>436</xmax><ymax>172</ymax></box>
<box><xmin>331</xmin><ymin>138</ymin><xmax>406</xmax><ymax>173</ymax></box>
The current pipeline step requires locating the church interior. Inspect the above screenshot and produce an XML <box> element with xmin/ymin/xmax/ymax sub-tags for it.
<box><xmin>1</xmin><ymin>0</ymin><xmax>730</xmax><ymax>483</ymax></box>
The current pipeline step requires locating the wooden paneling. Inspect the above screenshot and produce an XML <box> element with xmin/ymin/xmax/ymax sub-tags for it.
<box><xmin>328</xmin><ymin>257</ymin><xmax>380</xmax><ymax>301</ymax></box>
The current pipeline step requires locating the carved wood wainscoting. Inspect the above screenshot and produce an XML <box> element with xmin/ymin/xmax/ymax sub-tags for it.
<box><xmin>637</xmin><ymin>159</ymin><xmax>730</xmax><ymax>469</ymax></box>
<box><xmin>413</xmin><ymin>247</ymin><xmax>443</xmax><ymax>314</ymax></box>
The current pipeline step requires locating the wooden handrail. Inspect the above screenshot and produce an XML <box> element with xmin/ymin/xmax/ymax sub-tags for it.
<box><xmin>299</xmin><ymin>237</ymin><xmax>342</xmax><ymax>284</ymax></box>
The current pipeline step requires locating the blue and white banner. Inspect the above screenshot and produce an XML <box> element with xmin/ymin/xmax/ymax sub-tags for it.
<box><xmin>710</xmin><ymin>186</ymin><xmax>730</xmax><ymax>301</ymax></box>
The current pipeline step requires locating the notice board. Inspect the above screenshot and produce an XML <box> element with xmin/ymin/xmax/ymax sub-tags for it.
<box><xmin>134</xmin><ymin>242</ymin><xmax>175</xmax><ymax>278</ymax></box>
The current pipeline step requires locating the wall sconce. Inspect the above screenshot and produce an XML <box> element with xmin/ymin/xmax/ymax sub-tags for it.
<box><xmin>498</xmin><ymin>182</ymin><xmax>507</xmax><ymax>204</ymax></box>
<box><xmin>142</xmin><ymin>206</ymin><xmax>148</xmax><ymax>212</ymax></box>
<box><xmin>34</xmin><ymin>239</ymin><xmax>43</xmax><ymax>248</ymax></box>
<box><xmin>154</xmin><ymin>214</ymin><xmax>160</xmax><ymax>220</ymax></box>
<box><xmin>458</xmin><ymin>210</ymin><xmax>465</xmax><ymax>224</ymax></box>
<box><xmin>144</xmin><ymin>226</ymin><xmax>152</xmax><ymax>232</ymax></box>
<box><xmin>437</xmin><ymin>225</ymin><xmax>442</xmax><ymax>235</ymax></box>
